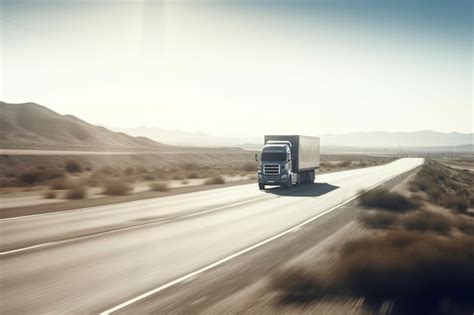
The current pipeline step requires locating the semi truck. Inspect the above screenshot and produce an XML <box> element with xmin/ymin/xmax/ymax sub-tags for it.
<box><xmin>255</xmin><ymin>135</ymin><xmax>320</xmax><ymax>190</ymax></box>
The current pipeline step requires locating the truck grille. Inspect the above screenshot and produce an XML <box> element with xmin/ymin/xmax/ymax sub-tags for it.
<box><xmin>263</xmin><ymin>164</ymin><xmax>280</xmax><ymax>175</ymax></box>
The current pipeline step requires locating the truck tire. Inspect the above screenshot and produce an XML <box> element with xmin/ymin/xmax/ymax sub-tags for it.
<box><xmin>258</xmin><ymin>183</ymin><xmax>265</xmax><ymax>190</ymax></box>
<box><xmin>285</xmin><ymin>176</ymin><xmax>292</xmax><ymax>189</ymax></box>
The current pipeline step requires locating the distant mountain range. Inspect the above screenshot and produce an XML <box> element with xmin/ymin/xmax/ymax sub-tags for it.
<box><xmin>1</xmin><ymin>101</ymin><xmax>472</xmax><ymax>152</ymax></box>
<box><xmin>321</xmin><ymin>131</ymin><xmax>473</xmax><ymax>148</ymax></box>
<box><xmin>0</xmin><ymin>102</ymin><xmax>168</xmax><ymax>151</ymax></box>
<box><xmin>111</xmin><ymin>126</ymin><xmax>250</xmax><ymax>148</ymax></box>
<box><xmin>113</xmin><ymin>126</ymin><xmax>473</xmax><ymax>151</ymax></box>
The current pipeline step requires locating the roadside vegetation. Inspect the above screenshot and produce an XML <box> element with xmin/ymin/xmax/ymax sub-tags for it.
<box><xmin>272</xmin><ymin>159</ymin><xmax>474</xmax><ymax>314</ymax></box>
<box><xmin>0</xmin><ymin>153</ymin><xmax>400</xmax><ymax>205</ymax></box>
<box><xmin>149</xmin><ymin>182</ymin><xmax>169</xmax><ymax>192</ymax></box>
<box><xmin>204</xmin><ymin>175</ymin><xmax>226</xmax><ymax>185</ymax></box>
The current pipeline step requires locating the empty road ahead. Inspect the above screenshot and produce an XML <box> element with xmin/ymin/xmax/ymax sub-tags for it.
<box><xmin>0</xmin><ymin>158</ymin><xmax>423</xmax><ymax>314</ymax></box>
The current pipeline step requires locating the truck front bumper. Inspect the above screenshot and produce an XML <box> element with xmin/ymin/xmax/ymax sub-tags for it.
<box><xmin>258</xmin><ymin>173</ymin><xmax>288</xmax><ymax>185</ymax></box>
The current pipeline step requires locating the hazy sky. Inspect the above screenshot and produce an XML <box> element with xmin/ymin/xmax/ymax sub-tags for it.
<box><xmin>1</xmin><ymin>0</ymin><xmax>472</xmax><ymax>136</ymax></box>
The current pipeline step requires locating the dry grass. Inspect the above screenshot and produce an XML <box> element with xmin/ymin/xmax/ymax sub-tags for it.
<box><xmin>102</xmin><ymin>179</ymin><xmax>133</xmax><ymax>196</ymax></box>
<box><xmin>149</xmin><ymin>182</ymin><xmax>169</xmax><ymax>192</ymax></box>
<box><xmin>65</xmin><ymin>185</ymin><xmax>87</xmax><ymax>199</ymax></box>
<box><xmin>204</xmin><ymin>175</ymin><xmax>226</xmax><ymax>185</ymax></box>
<box><xmin>359</xmin><ymin>189</ymin><xmax>416</xmax><ymax>212</ymax></box>
<box><xmin>242</xmin><ymin>162</ymin><xmax>257</xmax><ymax>172</ymax></box>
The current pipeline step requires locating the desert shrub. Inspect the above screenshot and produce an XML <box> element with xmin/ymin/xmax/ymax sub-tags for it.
<box><xmin>43</xmin><ymin>191</ymin><xmax>57</xmax><ymax>199</ymax></box>
<box><xmin>149</xmin><ymin>182</ymin><xmax>169</xmax><ymax>192</ymax></box>
<box><xmin>102</xmin><ymin>179</ymin><xmax>133</xmax><ymax>195</ymax></box>
<box><xmin>241</xmin><ymin>162</ymin><xmax>257</xmax><ymax>172</ymax></box>
<box><xmin>65</xmin><ymin>160</ymin><xmax>82</xmax><ymax>173</ymax></box>
<box><xmin>99</xmin><ymin>167</ymin><xmax>118</xmax><ymax>176</ymax></box>
<box><xmin>273</xmin><ymin>232</ymin><xmax>474</xmax><ymax>314</ymax></box>
<box><xmin>204</xmin><ymin>175</ymin><xmax>226</xmax><ymax>185</ymax></box>
<box><xmin>410</xmin><ymin>160</ymin><xmax>473</xmax><ymax>212</ymax></box>
<box><xmin>400</xmin><ymin>210</ymin><xmax>452</xmax><ymax>235</ymax></box>
<box><xmin>85</xmin><ymin>166</ymin><xmax>93</xmax><ymax>172</ymax></box>
<box><xmin>19</xmin><ymin>171</ymin><xmax>43</xmax><ymax>185</ymax></box>
<box><xmin>186</xmin><ymin>172</ymin><xmax>200</xmax><ymax>179</ymax></box>
<box><xmin>123</xmin><ymin>167</ymin><xmax>135</xmax><ymax>176</ymax></box>
<box><xmin>66</xmin><ymin>185</ymin><xmax>87</xmax><ymax>199</ymax></box>
<box><xmin>442</xmin><ymin>194</ymin><xmax>469</xmax><ymax>213</ymax></box>
<box><xmin>359</xmin><ymin>189</ymin><xmax>416</xmax><ymax>212</ymax></box>
<box><xmin>49</xmin><ymin>178</ymin><xmax>72</xmax><ymax>190</ymax></box>
<box><xmin>181</xmin><ymin>180</ymin><xmax>189</xmax><ymax>185</ymax></box>
<box><xmin>142</xmin><ymin>174</ymin><xmax>155</xmax><ymax>181</ymax></box>
<box><xmin>457</xmin><ymin>218</ymin><xmax>474</xmax><ymax>235</ymax></box>
<box><xmin>360</xmin><ymin>210</ymin><xmax>399</xmax><ymax>229</ymax></box>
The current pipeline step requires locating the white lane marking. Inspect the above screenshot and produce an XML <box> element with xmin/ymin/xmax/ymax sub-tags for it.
<box><xmin>0</xmin><ymin>195</ymin><xmax>272</xmax><ymax>257</ymax></box>
<box><xmin>100</xmin><ymin>162</ymin><xmax>422</xmax><ymax>315</ymax></box>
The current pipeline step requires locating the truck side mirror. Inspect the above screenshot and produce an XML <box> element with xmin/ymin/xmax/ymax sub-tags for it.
<box><xmin>255</xmin><ymin>153</ymin><xmax>259</xmax><ymax>162</ymax></box>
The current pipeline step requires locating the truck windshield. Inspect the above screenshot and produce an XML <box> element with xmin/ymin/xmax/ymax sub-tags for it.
<box><xmin>261</xmin><ymin>152</ymin><xmax>287</xmax><ymax>161</ymax></box>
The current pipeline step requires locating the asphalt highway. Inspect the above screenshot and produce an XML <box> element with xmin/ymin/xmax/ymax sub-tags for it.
<box><xmin>0</xmin><ymin>158</ymin><xmax>423</xmax><ymax>314</ymax></box>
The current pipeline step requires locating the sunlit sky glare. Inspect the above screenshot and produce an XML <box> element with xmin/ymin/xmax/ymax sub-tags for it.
<box><xmin>1</xmin><ymin>0</ymin><xmax>472</xmax><ymax>136</ymax></box>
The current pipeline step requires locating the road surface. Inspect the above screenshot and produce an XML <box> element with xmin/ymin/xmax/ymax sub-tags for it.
<box><xmin>0</xmin><ymin>158</ymin><xmax>423</xmax><ymax>314</ymax></box>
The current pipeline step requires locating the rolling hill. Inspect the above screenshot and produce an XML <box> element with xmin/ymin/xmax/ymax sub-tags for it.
<box><xmin>0</xmin><ymin>102</ymin><xmax>169</xmax><ymax>151</ymax></box>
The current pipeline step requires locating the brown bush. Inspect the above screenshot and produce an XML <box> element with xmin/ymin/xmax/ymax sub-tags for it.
<box><xmin>102</xmin><ymin>179</ymin><xmax>133</xmax><ymax>195</ymax></box>
<box><xmin>49</xmin><ymin>178</ymin><xmax>72</xmax><ymax>190</ymax></box>
<box><xmin>19</xmin><ymin>171</ymin><xmax>43</xmax><ymax>185</ymax></box>
<box><xmin>442</xmin><ymin>194</ymin><xmax>469</xmax><ymax>213</ymax></box>
<box><xmin>359</xmin><ymin>189</ymin><xmax>416</xmax><ymax>212</ymax></box>
<box><xmin>66</xmin><ymin>185</ymin><xmax>87</xmax><ymax>199</ymax></box>
<box><xmin>410</xmin><ymin>160</ymin><xmax>473</xmax><ymax>213</ymax></box>
<box><xmin>400</xmin><ymin>210</ymin><xmax>452</xmax><ymax>235</ymax></box>
<box><xmin>65</xmin><ymin>160</ymin><xmax>82</xmax><ymax>173</ymax></box>
<box><xmin>181</xmin><ymin>180</ymin><xmax>189</xmax><ymax>185</ymax></box>
<box><xmin>204</xmin><ymin>175</ymin><xmax>226</xmax><ymax>185</ymax></box>
<box><xmin>142</xmin><ymin>174</ymin><xmax>155</xmax><ymax>181</ymax></box>
<box><xmin>457</xmin><ymin>218</ymin><xmax>474</xmax><ymax>235</ymax></box>
<box><xmin>43</xmin><ymin>191</ymin><xmax>57</xmax><ymax>199</ymax></box>
<box><xmin>149</xmin><ymin>182</ymin><xmax>169</xmax><ymax>192</ymax></box>
<box><xmin>273</xmin><ymin>232</ymin><xmax>474</xmax><ymax>314</ymax></box>
<box><xmin>186</xmin><ymin>172</ymin><xmax>200</xmax><ymax>179</ymax></box>
<box><xmin>360</xmin><ymin>210</ymin><xmax>398</xmax><ymax>229</ymax></box>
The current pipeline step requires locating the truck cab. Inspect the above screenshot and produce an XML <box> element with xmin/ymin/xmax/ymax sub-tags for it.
<box><xmin>257</xmin><ymin>141</ymin><xmax>294</xmax><ymax>190</ymax></box>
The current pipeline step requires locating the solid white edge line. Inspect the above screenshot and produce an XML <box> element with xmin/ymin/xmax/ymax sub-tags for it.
<box><xmin>100</xmin><ymin>161</ymin><xmax>422</xmax><ymax>315</ymax></box>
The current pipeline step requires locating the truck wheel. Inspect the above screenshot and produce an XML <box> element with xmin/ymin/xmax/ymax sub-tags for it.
<box><xmin>258</xmin><ymin>183</ymin><xmax>265</xmax><ymax>190</ymax></box>
<box><xmin>285</xmin><ymin>176</ymin><xmax>292</xmax><ymax>189</ymax></box>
